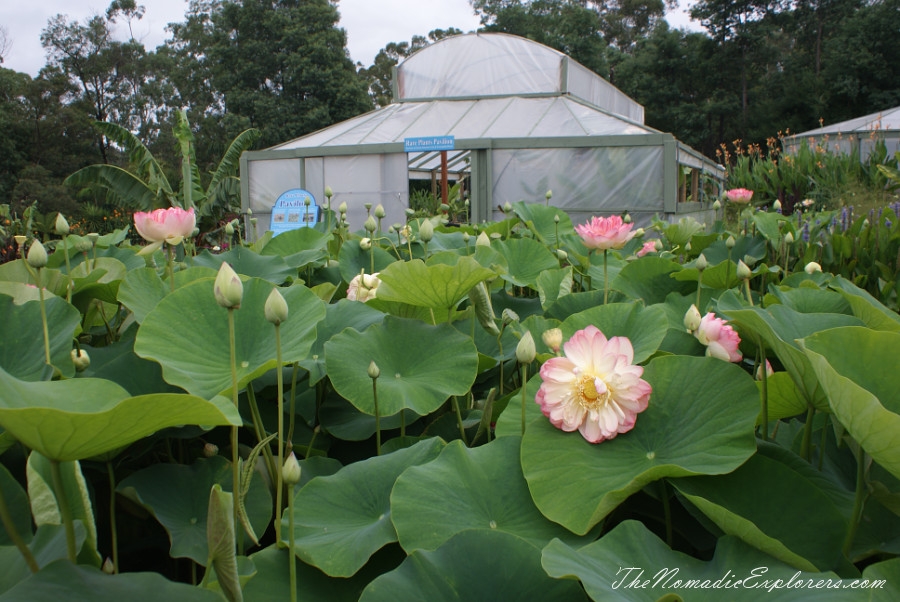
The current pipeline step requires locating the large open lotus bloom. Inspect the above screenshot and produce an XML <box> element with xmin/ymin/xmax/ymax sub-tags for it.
<box><xmin>347</xmin><ymin>272</ymin><xmax>381</xmax><ymax>302</ymax></box>
<box><xmin>725</xmin><ymin>188</ymin><xmax>754</xmax><ymax>204</ymax></box>
<box><xmin>695</xmin><ymin>313</ymin><xmax>743</xmax><ymax>362</ymax></box>
<box><xmin>536</xmin><ymin>325</ymin><xmax>652</xmax><ymax>444</ymax></box>
<box><xmin>575</xmin><ymin>215</ymin><xmax>635</xmax><ymax>251</ymax></box>
<box><xmin>133</xmin><ymin>207</ymin><xmax>197</xmax><ymax>245</ymax></box>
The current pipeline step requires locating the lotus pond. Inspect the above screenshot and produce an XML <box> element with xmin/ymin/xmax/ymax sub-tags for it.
<box><xmin>0</xmin><ymin>200</ymin><xmax>899</xmax><ymax>601</ymax></box>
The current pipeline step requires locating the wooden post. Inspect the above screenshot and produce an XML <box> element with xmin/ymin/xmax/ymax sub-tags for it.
<box><xmin>440</xmin><ymin>151</ymin><xmax>449</xmax><ymax>206</ymax></box>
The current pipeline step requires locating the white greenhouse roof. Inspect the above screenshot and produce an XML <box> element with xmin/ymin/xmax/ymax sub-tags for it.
<box><xmin>788</xmin><ymin>106</ymin><xmax>900</xmax><ymax>137</ymax></box>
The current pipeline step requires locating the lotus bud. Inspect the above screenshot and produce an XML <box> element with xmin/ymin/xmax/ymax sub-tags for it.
<box><xmin>203</xmin><ymin>442</ymin><xmax>219</xmax><ymax>457</ymax></box>
<box><xmin>368</xmin><ymin>360</ymin><xmax>380</xmax><ymax>380</ymax></box>
<box><xmin>516</xmin><ymin>331</ymin><xmax>536</xmax><ymax>364</ymax></box>
<box><xmin>542</xmin><ymin>328</ymin><xmax>563</xmax><ymax>353</ymax></box>
<box><xmin>102</xmin><ymin>558</ymin><xmax>115</xmax><ymax>575</ymax></box>
<box><xmin>654</xmin><ymin>239</ymin><xmax>663</xmax><ymax>252</ymax></box>
<box><xmin>805</xmin><ymin>261</ymin><xmax>822</xmax><ymax>274</ymax></box>
<box><xmin>756</xmin><ymin>360</ymin><xmax>774</xmax><ymax>381</ymax></box>
<box><xmin>556</xmin><ymin>249</ymin><xmax>568</xmax><ymax>261</ymax></box>
<box><xmin>304</xmin><ymin>197</ymin><xmax>311</xmax><ymax>207</ymax></box>
<box><xmin>71</xmin><ymin>348</ymin><xmax>90</xmax><ymax>371</ymax></box>
<box><xmin>695</xmin><ymin>253</ymin><xmax>708</xmax><ymax>271</ymax></box>
<box><xmin>784</xmin><ymin>231</ymin><xmax>794</xmax><ymax>245</ymax></box>
<box><xmin>192</xmin><ymin>227</ymin><xmax>200</xmax><ymax>237</ymax></box>
<box><xmin>462</xmin><ymin>231</ymin><xmax>471</xmax><ymax>243</ymax></box>
<box><xmin>725</xmin><ymin>235</ymin><xmax>736</xmax><ymax>249</ymax></box>
<box><xmin>364</xmin><ymin>215</ymin><xmax>377</xmax><ymax>233</ymax></box>
<box><xmin>624</xmin><ymin>214</ymin><xmax>632</xmax><ymax>224</ymax></box>
<box><xmin>55</xmin><ymin>213</ymin><xmax>70</xmax><ymax>235</ymax></box>
<box><xmin>713</xmin><ymin>199</ymin><xmax>722</xmax><ymax>210</ymax></box>
<box><xmin>339</xmin><ymin>201</ymin><xmax>348</xmax><ymax>214</ymax></box>
<box><xmin>634</xmin><ymin>228</ymin><xmax>645</xmax><ymax>238</ymax></box>
<box><xmin>503</xmin><ymin>201</ymin><xmax>512</xmax><ymax>213</ymax></box>
<box><xmin>684</xmin><ymin>305</ymin><xmax>702</xmax><ymax>332</ymax></box>
<box><xmin>501</xmin><ymin>308</ymin><xmax>519</xmax><ymax>325</ymax></box>
<box><xmin>14</xmin><ymin>235</ymin><xmax>27</xmax><ymax>248</ymax></box>
<box><xmin>553</xmin><ymin>214</ymin><xmax>560</xmax><ymax>224</ymax></box>
<box><xmin>283</xmin><ymin>452</ymin><xmax>302</xmax><ymax>486</ymax></box>
<box><xmin>418</xmin><ymin>219</ymin><xmax>434</xmax><ymax>243</ymax></box>
<box><xmin>246</xmin><ymin>208</ymin><xmax>253</xmax><ymax>215</ymax></box>
<box><xmin>324</xmin><ymin>186</ymin><xmax>334</xmax><ymax>199</ymax></box>
<box><xmin>374</xmin><ymin>204</ymin><xmax>386</xmax><ymax>218</ymax></box>
<box><xmin>359</xmin><ymin>237</ymin><xmax>372</xmax><ymax>251</ymax></box>
<box><xmin>685</xmin><ymin>242</ymin><xmax>692</xmax><ymax>252</ymax></box>
<box><xmin>736</xmin><ymin>259</ymin><xmax>752</xmax><ymax>280</ymax></box>
<box><xmin>225</xmin><ymin>222</ymin><xmax>235</xmax><ymax>236</ymax></box>
<box><xmin>264</xmin><ymin>288</ymin><xmax>289</xmax><ymax>325</ymax></box>
<box><xmin>476</xmin><ymin>232</ymin><xmax>491</xmax><ymax>247</ymax></box>
<box><xmin>27</xmin><ymin>240</ymin><xmax>48</xmax><ymax>268</ymax></box>
<box><xmin>214</xmin><ymin>262</ymin><xmax>243</xmax><ymax>309</ymax></box>
<box><xmin>440</xmin><ymin>203</ymin><xmax>450</xmax><ymax>212</ymax></box>
<box><xmin>545</xmin><ymin>190</ymin><xmax>553</xmax><ymax>201</ymax></box>
<box><xmin>773</xmin><ymin>200</ymin><xmax>782</xmax><ymax>211</ymax></box>
<box><xmin>742</xmin><ymin>254</ymin><xmax>757</xmax><ymax>268</ymax></box>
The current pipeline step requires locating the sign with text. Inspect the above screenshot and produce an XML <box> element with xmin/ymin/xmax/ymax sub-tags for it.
<box><xmin>270</xmin><ymin>189</ymin><xmax>319</xmax><ymax>235</ymax></box>
<box><xmin>404</xmin><ymin>136</ymin><xmax>455</xmax><ymax>152</ymax></box>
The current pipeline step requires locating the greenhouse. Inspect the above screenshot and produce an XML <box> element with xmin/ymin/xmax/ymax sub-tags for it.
<box><xmin>782</xmin><ymin>105</ymin><xmax>900</xmax><ymax>161</ymax></box>
<box><xmin>240</xmin><ymin>32</ymin><xmax>725</xmax><ymax>233</ymax></box>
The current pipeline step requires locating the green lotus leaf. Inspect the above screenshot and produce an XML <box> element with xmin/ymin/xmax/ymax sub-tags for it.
<box><xmin>360</xmin><ymin>530</ymin><xmax>587</xmax><ymax>601</ymax></box>
<box><xmin>512</xmin><ymin>201</ymin><xmax>573</xmax><ymax>246</ymax></box>
<box><xmin>672</xmin><ymin>451</ymin><xmax>847</xmax><ymax>572</ymax></box>
<box><xmin>0</xmin><ymin>559</ymin><xmax>223</xmax><ymax>602</ymax></box>
<box><xmin>521</xmin><ymin>355</ymin><xmax>759</xmax><ymax>534</ymax></box>
<box><xmin>337</xmin><ymin>239</ymin><xmax>397</xmax><ymax>285</ymax></box>
<box><xmin>829</xmin><ymin>276</ymin><xmax>900</xmax><ymax>332</ymax></box>
<box><xmin>325</xmin><ymin>316</ymin><xmax>478</xmax><ymax>417</ymax></box>
<box><xmin>0</xmin><ymin>524</ymin><xmax>87</xmax><ymax>596</ymax></box>
<box><xmin>135</xmin><ymin>278</ymin><xmax>324</xmax><ymax>399</ymax></box>
<box><xmin>0</xmin><ymin>463</ymin><xmax>32</xmax><ymax>546</ymax></box>
<box><xmin>536</xmin><ymin>266</ymin><xmax>573</xmax><ymax>309</ymax></box>
<box><xmin>614</xmin><ymin>255</ymin><xmax>694</xmax><ymax>304</ymax></box>
<box><xmin>259</xmin><ymin>226</ymin><xmax>331</xmax><ymax>269</ymax></box>
<box><xmin>542</xmin><ymin>520</ymin><xmax>856</xmax><ymax>602</ymax></box>
<box><xmin>117</xmin><ymin>266</ymin><xmax>216</xmax><ymax>323</ymax></box>
<box><xmin>392</xmin><ymin>436</ymin><xmax>591</xmax><ymax>553</ymax></box>
<box><xmin>375</xmin><ymin>256</ymin><xmax>495</xmax><ymax>310</ymax></box>
<box><xmin>0</xmin><ymin>365</ymin><xmax>241</xmax><ymax>461</ymax></box>
<box><xmin>286</xmin><ymin>438</ymin><xmax>444</xmax><ymax>577</ymax></box>
<box><xmin>802</xmin><ymin>326</ymin><xmax>900</xmax><ymax>480</ymax></box>
<box><xmin>560</xmin><ymin>302</ymin><xmax>668</xmax><ymax>364</ymax></box>
<box><xmin>495</xmin><ymin>237</ymin><xmax>559</xmax><ymax>288</ymax></box>
<box><xmin>0</xmin><ymin>293</ymin><xmax>80</xmax><ymax>380</ymax></box>
<box><xmin>192</xmin><ymin>246</ymin><xmax>295</xmax><ymax>284</ymax></box>
<box><xmin>117</xmin><ymin>455</ymin><xmax>271</xmax><ymax>564</ymax></box>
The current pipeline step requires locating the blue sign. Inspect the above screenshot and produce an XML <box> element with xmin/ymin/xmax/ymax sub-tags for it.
<box><xmin>270</xmin><ymin>189</ymin><xmax>319</xmax><ymax>235</ymax></box>
<box><xmin>404</xmin><ymin>136</ymin><xmax>455</xmax><ymax>152</ymax></box>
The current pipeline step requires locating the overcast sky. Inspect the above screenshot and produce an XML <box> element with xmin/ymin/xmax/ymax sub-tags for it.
<box><xmin>1</xmin><ymin>0</ymin><xmax>699</xmax><ymax>77</ymax></box>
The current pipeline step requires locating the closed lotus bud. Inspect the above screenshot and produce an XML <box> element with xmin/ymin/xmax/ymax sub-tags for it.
<box><xmin>55</xmin><ymin>213</ymin><xmax>70</xmax><ymax>235</ymax></box>
<box><xmin>71</xmin><ymin>348</ymin><xmax>90</xmax><ymax>371</ymax></box>
<box><xmin>696</xmin><ymin>253</ymin><xmax>708</xmax><ymax>271</ymax></box>
<box><xmin>476</xmin><ymin>232</ymin><xmax>491</xmax><ymax>247</ymax></box>
<box><xmin>246</xmin><ymin>208</ymin><xmax>253</xmax><ymax>215</ymax></box>
<box><xmin>324</xmin><ymin>186</ymin><xmax>334</xmax><ymax>199</ymax></box>
<box><xmin>418</xmin><ymin>219</ymin><xmax>434</xmax><ymax>243</ymax></box>
<box><xmin>283</xmin><ymin>452</ymin><xmax>302</xmax><ymax>486</ymax></box>
<box><xmin>463</xmin><ymin>231</ymin><xmax>471</xmax><ymax>243</ymax></box>
<box><xmin>654</xmin><ymin>239</ymin><xmax>663</xmax><ymax>252</ymax></box>
<box><xmin>214</xmin><ymin>262</ymin><xmax>243</xmax><ymax>309</ymax></box>
<box><xmin>225</xmin><ymin>222</ymin><xmax>235</xmax><ymax>236</ymax></box>
<box><xmin>102</xmin><ymin>557</ymin><xmax>115</xmax><ymax>575</ymax></box>
<box><xmin>726</xmin><ymin>235</ymin><xmax>736</xmax><ymax>249</ymax></box>
<box><xmin>556</xmin><ymin>249</ymin><xmax>568</xmax><ymax>261</ymax></box>
<box><xmin>264</xmin><ymin>288</ymin><xmax>289</xmax><ymax>325</ymax></box>
<box><xmin>685</xmin><ymin>241</ymin><xmax>692</xmax><ymax>252</ymax></box>
<box><xmin>503</xmin><ymin>201</ymin><xmax>512</xmax><ymax>213</ymax></box>
<box><xmin>624</xmin><ymin>214</ymin><xmax>632</xmax><ymax>224</ymax></box>
<box><xmin>374</xmin><ymin>204</ymin><xmax>386</xmax><ymax>218</ymax></box>
<box><xmin>684</xmin><ymin>305</ymin><xmax>702</xmax><ymax>332</ymax></box>
<box><xmin>191</xmin><ymin>227</ymin><xmax>200</xmax><ymax>237</ymax></box>
<box><xmin>784</xmin><ymin>231</ymin><xmax>794</xmax><ymax>245</ymax></box>
<box><xmin>368</xmin><ymin>360</ymin><xmax>380</xmax><ymax>380</ymax></box>
<box><xmin>713</xmin><ymin>199</ymin><xmax>722</xmax><ymax>210</ymax></box>
<box><xmin>542</xmin><ymin>328</ymin><xmax>563</xmax><ymax>353</ymax></box>
<box><xmin>516</xmin><ymin>331</ymin><xmax>536</xmax><ymax>364</ymax></box>
<box><xmin>553</xmin><ymin>214</ymin><xmax>560</xmax><ymax>224</ymax></box>
<box><xmin>364</xmin><ymin>215</ymin><xmax>377</xmax><ymax>233</ymax></box>
<box><xmin>203</xmin><ymin>442</ymin><xmax>219</xmax><ymax>457</ymax></box>
<box><xmin>546</xmin><ymin>190</ymin><xmax>553</xmax><ymax>200</ymax></box>
<box><xmin>773</xmin><ymin>200</ymin><xmax>782</xmax><ymax>211</ymax></box>
<box><xmin>805</xmin><ymin>261</ymin><xmax>822</xmax><ymax>274</ymax></box>
<box><xmin>634</xmin><ymin>228</ymin><xmax>645</xmax><ymax>237</ymax></box>
<box><xmin>359</xmin><ymin>237</ymin><xmax>372</xmax><ymax>251</ymax></box>
<box><xmin>27</xmin><ymin>240</ymin><xmax>48</xmax><ymax>268</ymax></box>
<box><xmin>736</xmin><ymin>259</ymin><xmax>752</xmax><ymax>280</ymax></box>
<box><xmin>304</xmin><ymin>197</ymin><xmax>311</xmax><ymax>207</ymax></box>
<box><xmin>502</xmin><ymin>308</ymin><xmax>519</xmax><ymax>325</ymax></box>
<box><xmin>338</xmin><ymin>202</ymin><xmax>348</xmax><ymax>214</ymax></box>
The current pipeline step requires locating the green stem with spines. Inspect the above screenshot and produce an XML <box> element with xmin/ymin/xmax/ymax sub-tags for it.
<box><xmin>49</xmin><ymin>460</ymin><xmax>77</xmax><ymax>563</ymax></box>
<box><xmin>227</xmin><ymin>308</ymin><xmax>241</xmax><ymax>545</ymax></box>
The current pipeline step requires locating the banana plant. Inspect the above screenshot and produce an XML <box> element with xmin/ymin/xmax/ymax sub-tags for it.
<box><xmin>65</xmin><ymin>110</ymin><xmax>260</xmax><ymax>216</ymax></box>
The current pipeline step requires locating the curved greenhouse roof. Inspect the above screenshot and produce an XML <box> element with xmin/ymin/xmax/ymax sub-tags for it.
<box><xmin>243</xmin><ymin>33</ymin><xmax>723</xmax><ymax>232</ymax></box>
<box><xmin>782</xmin><ymin>106</ymin><xmax>900</xmax><ymax>159</ymax></box>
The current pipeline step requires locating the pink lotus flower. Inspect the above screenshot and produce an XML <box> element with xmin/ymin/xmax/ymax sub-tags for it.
<box><xmin>133</xmin><ymin>207</ymin><xmax>196</xmax><ymax>245</ymax></box>
<box><xmin>695</xmin><ymin>313</ymin><xmax>742</xmax><ymax>362</ymax></box>
<box><xmin>535</xmin><ymin>325</ymin><xmax>652</xmax><ymax>443</ymax></box>
<box><xmin>636</xmin><ymin>240</ymin><xmax>657</xmax><ymax>257</ymax></box>
<box><xmin>575</xmin><ymin>216</ymin><xmax>636</xmax><ymax>251</ymax></box>
<box><xmin>347</xmin><ymin>272</ymin><xmax>380</xmax><ymax>302</ymax></box>
<box><xmin>725</xmin><ymin>188</ymin><xmax>754</xmax><ymax>204</ymax></box>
